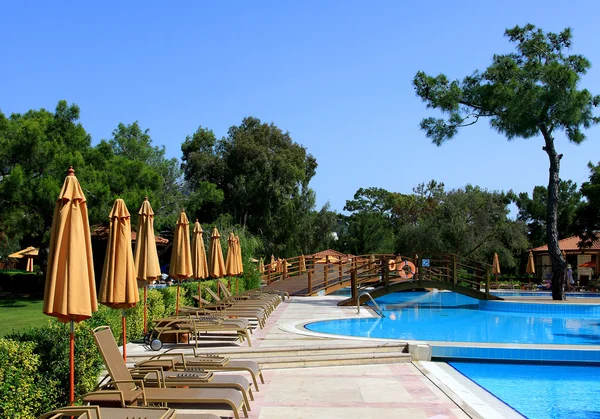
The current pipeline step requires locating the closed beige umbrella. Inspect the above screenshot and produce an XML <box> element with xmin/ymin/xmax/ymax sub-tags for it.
<box><xmin>26</xmin><ymin>257</ymin><xmax>34</xmax><ymax>272</ymax></box>
<box><xmin>192</xmin><ymin>220</ymin><xmax>209</xmax><ymax>306</ymax></box>
<box><xmin>492</xmin><ymin>253</ymin><xmax>501</xmax><ymax>283</ymax></box>
<box><xmin>236</xmin><ymin>235</ymin><xmax>244</xmax><ymax>275</ymax></box>
<box><xmin>98</xmin><ymin>199</ymin><xmax>139</xmax><ymax>361</ymax></box>
<box><xmin>169</xmin><ymin>210</ymin><xmax>193</xmax><ymax>315</ymax></box>
<box><xmin>299</xmin><ymin>254</ymin><xmax>306</xmax><ymax>273</ymax></box>
<box><xmin>270</xmin><ymin>254</ymin><xmax>275</xmax><ymax>272</ymax></box>
<box><xmin>526</xmin><ymin>251</ymin><xmax>535</xmax><ymax>275</ymax></box>
<box><xmin>225</xmin><ymin>232</ymin><xmax>238</xmax><ymax>277</ymax></box>
<box><xmin>192</xmin><ymin>220</ymin><xmax>209</xmax><ymax>279</ymax></box>
<box><xmin>134</xmin><ymin>197</ymin><xmax>161</xmax><ymax>334</ymax></box>
<box><xmin>43</xmin><ymin>167</ymin><xmax>98</xmax><ymax>404</ymax></box>
<box><xmin>209</xmin><ymin>227</ymin><xmax>226</xmax><ymax>279</ymax></box>
<box><xmin>258</xmin><ymin>258</ymin><xmax>265</xmax><ymax>274</ymax></box>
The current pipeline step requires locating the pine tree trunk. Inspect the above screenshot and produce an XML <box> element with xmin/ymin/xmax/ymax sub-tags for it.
<box><xmin>542</xmin><ymin>128</ymin><xmax>566</xmax><ymax>300</ymax></box>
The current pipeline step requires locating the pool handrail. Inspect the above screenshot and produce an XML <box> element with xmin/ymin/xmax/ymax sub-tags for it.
<box><xmin>357</xmin><ymin>291</ymin><xmax>385</xmax><ymax>317</ymax></box>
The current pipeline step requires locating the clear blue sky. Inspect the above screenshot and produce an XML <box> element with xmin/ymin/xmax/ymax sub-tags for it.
<box><xmin>2</xmin><ymin>1</ymin><xmax>600</xmax><ymax>213</ymax></box>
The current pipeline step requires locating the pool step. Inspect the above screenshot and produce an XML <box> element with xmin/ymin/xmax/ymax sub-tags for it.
<box><xmin>199</xmin><ymin>342</ymin><xmax>412</xmax><ymax>369</ymax></box>
<box><xmin>127</xmin><ymin>342</ymin><xmax>413</xmax><ymax>369</ymax></box>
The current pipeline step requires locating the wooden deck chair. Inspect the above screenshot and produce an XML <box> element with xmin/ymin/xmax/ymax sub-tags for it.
<box><xmin>136</xmin><ymin>349</ymin><xmax>265</xmax><ymax>391</ymax></box>
<box><xmin>176</xmin><ymin>309</ymin><xmax>254</xmax><ymax>334</ymax></box>
<box><xmin>192</xmin><ymin>294</ymin><xmax>267</xmax><ymax>329</ymax></box>
<box><xmin>36</xmin><ymin>405</ymin><xmax>179</xmax><ymax>419</ymax></box>
<box><xmin>204</xmin><ymin>287</ymin><xmax>271</xmax><ymax>318</ymax></box>
<box><xmin>124</xmin><ymin>365</ymin><xmax>254</xmax><ymax>411</ymax></box>
<box><xmin>148</xmin><ymin>317</ymin><xmax>252</xmax><ymax>347</ymax></box>
<box><xmin>84</xmin><ymin>326</ymin><xmax>248</xmax><ymax>419</ymax></box>
<box><xmin>217</xmin><ymin>281</ymin><xmax>280</xmax><ymax>313</ymax></box>
<box><xmin>220</xmin><ymin>280</ymin><xmax>286</xmax><ymax>304</ymax></box>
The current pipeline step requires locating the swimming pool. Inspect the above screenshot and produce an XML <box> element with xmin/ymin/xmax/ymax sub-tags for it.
<box><xmin>450</xmin><ymin>361</ymin><xmax>600</xmax><ymax>419</ymax></box>
<box><xmin>306</xmin><ymin>291</ymin><xmax>600</xmax><ymax>418</ymax></box>
<box><xmin>492</xmin><ymin>291</ymin><xmax>600</xmax><ymax>298</ymax></box>
<box><xmin>305</xmin><ymin>291</ymin><xmax>600</xmax><ymax>345</ymax></box>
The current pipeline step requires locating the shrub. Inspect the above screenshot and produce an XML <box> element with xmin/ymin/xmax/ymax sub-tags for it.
<box><xmin>159</xmin><ymin>286</ymin><xmax>178</xmax><ymax>315</ymax></box>
<box><xmin>6</xmin><ymin>321</ymin><xmax>104</xmax><ymax>409</ymax></box>
<box><xmin>0</xmin><ymin>338</ymin><xmax>57</xmax><ymax>418</ymax></box>
<box><xmin>146</xmin><ymin>288</ymin><xmax>166</xmax><ymax>329</ymax></box>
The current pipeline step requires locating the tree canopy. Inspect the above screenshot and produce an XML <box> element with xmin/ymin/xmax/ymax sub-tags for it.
<box><xmin>181</xmin><ymin>116</ymin><xmax>332</xmax><ymax>256</ymax></box>
<box><xmin>413</xmin><ymin>24</ymin><xmax>600</xmax><ymax>299</ymax></box>
<box><xmin>0</xmin><ymin>102</ymin><xmax>184</xmax><ymax>261</ymax></box>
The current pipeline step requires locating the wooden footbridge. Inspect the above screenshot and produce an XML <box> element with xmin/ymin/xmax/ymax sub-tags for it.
<box><xmin>261</xmin><ymin>251</ymin><xmax>502</xmax><ymax>306</ymax></box>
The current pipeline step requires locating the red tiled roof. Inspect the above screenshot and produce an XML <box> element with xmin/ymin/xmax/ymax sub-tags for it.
<box><xmin>91</xmin><ymin>225</ymin><xmax>169</xmax><ymax>245</ymax></box>
<box><xmin>531</xmin><ymin>235</ymin><xmax>600</xmax><ymax>252</ymax></box>
<box><xmin>311</xmin><ymin>249</ymin><xmax>350</xmax><ymax>258</ymax></box>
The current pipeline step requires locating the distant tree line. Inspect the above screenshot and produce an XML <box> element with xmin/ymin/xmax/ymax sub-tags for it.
<box><xmin>1</xmin><ymin>100</ymin><xmax>599</xmax><ymax>277</ymax></box>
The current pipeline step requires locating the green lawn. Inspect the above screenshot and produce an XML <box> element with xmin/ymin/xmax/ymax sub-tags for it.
<box><xmin>0</xmin><ymin>298</ymin><xmax>50</xmax><ymax>337</ymax></box>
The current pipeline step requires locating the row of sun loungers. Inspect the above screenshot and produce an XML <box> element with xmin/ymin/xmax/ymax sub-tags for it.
<box><xmin>145</xmin><ymin>282</ymin><xmax>287</xmax><ymax>348</ymax></box>
<box><xmin>37</xmin><ymin>287</ymin><xmax>286</xmax><ymax>419</ymax></box>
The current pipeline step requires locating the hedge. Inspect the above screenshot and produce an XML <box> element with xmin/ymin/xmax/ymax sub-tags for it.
<box><xmin>0</xmin><ymin>273</ymin><xmax>260</xmax><ymax>418</ymax></box>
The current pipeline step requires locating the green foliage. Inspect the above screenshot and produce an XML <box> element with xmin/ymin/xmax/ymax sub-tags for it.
<box><xmin>6</xmin><ymin>321</ymin><xmax>103</xmax><ymax>411</ymax></box>
<box><xmin>0</xmin><ymin>338</ymin><xmax>56</xmax><ymax>418</ymax></box>
<box><xmin>413</xmin><ymin>24</ymin><xmax>599</xmax><ymax>298</ymax></box>
<box><xmin>413</xmin><ymin>24</ymin><xmax>599</xmax><ymax>145</ymax></box>
<box><xmin>516</xmin><ymin>180</ymin><xmax>582</xmax><ymax>247</ymax></box>
<box><xmin>181</xmin><ymin>117</ymin><xmax>326</xmax><ymax>256</ymax></box>
<box><xmin>145</xmin><ymin>288</ymin><xmax>167</xmax><ymax>330</ymax></box>
<box><xmin>0</xmin><ymin>108</ymin><xmax>184</xmax><ymax>272</ymax></box>
<box><xmin>158</xmin><ymin>286</ymin><xmax>179</xmax><ymax>316</ymax></box>
<box><xmin>576</xmin><ymin>162</ymin><xmax>600</xmax><ymax>247</ymax></box>
<box><xmin>0</xmin><ymin>269</ymin><xmax>37</xmax><ymax>276</ymax></box>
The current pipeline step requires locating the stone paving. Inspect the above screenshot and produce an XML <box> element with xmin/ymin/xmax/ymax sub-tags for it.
<box><xmin>126</xmin><ymin>295</ymin><xmax>521</xmax><ymax>418</ymax></box>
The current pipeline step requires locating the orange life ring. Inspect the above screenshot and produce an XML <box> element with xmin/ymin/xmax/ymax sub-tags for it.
<box><xmin>398</xmin><ymin>261</ymin><xmax>416</xmax><ymax>279</ymax></box>
<box><xmin>388</xmin><ymin>259</ymin><xmax>396</xmax><ymax>271</ymax></box>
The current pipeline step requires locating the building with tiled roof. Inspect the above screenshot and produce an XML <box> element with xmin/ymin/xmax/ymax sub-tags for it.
<box><xmin>311</xmin><ymin>249</ymin><xmax>352</xmax><ymax>263</ymax></box>
<box><xmin>530</xmin><ymin>235</ymin><xmax>600</xmax><ymax>285</ymax></box>
<box><xmin>91</xmin><ymin>225</ymin><xmax>169</xmax><ymax>245</ymax></box>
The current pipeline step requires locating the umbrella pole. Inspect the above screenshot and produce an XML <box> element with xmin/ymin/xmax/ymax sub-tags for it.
<box><xmin>69</xmin><ymin>320</ymin><xmax>75</xmax><ymax>405</ymax></box>
<box><xmin>122</xmin><ymin>309</ymin><xmax>127</xmax><ymax>362</ymax></box>
<box><xmin>143</xmin><ymin>286</ymin><xmax>148</xmax><ymax>335</ymax></box>
<box><xmin>176</xmin><ymin>281</ymin><xmax>180</xmax><ymax>316</ymax></box>
<box><xmin>236</xmin><ymin>277</ymin><xmax>238</xmax><ymax>294</ymax></box>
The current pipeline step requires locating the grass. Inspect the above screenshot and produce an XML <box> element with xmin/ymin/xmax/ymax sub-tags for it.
<box><xmin>0</xmin><ymin>297</ymin><xmax>50</xmax><ymax>337</ymax></box>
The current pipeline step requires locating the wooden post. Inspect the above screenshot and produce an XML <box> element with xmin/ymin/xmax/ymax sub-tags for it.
<box><xmin>267</xmin><ymin>270</ymin><xmax>271</xmax><ymax>285</ymax></box>
<box><xmin>283</xmin><ymin>259</ymin><xmax>288</xmax><ymax>278</ymax></box>
<box><xmin>308</xmin><ymin>270</ymin><xmax>313</xmax><ymax>295</ymax></box>
<box><xmin>452</xmin><ymin>254</ymin><xmax>457</xmax><ymax>288</ymax></box>
<box><xmin>323</xmin><ymin>263</ymin><xmax>328</xmax><ymax>290</ymax></box>
<box><xmin>351</xmin><ymin>270</ymin><xmax>357</xmax><ymax>302</ymax></box>
<box><xmin>485</xmin><ymin>265</ymin><xmax>490</xmax><ymax>299</ymax></box>
<box><xmin>383</xmin><ymin>256</ymin><xmax>390</xmax><ymax>289</ymax></box>
<box><xmin>339</xmin><ymin>259</ymin><xmax>343</xmax><ymax>283</ymax></box>
<box><xmin>412</xmin><ymin>252</ymin><xmax>420</xmax><ymax>283</ymax></box>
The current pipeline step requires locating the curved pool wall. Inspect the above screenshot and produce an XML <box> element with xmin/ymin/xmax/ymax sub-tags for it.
<box><xmin>305</xmin><ymin>291</ymin><xmax>600</xmax><ymax>363</ymax></box>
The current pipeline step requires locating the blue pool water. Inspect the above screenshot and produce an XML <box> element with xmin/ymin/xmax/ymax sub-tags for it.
<box><xmin>305</xmin><ymin>291</ymin><xmax>600</xmax><ymax>345</ymax></box>
<box><xmin>306</xmin><ymin>291</ymin><xmax>600</xmax><ymax>418</ymax></box>
<box><xmin>450</xmin><ymin>361</ymin><xmax>600</xmax><ymax>419</ymax></box>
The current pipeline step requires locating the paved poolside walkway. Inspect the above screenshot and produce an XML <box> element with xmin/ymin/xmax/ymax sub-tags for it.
<box><xmin>129</xmin><ymin>295</ymin><xmax>523</xmax><ymax>418</ymax></box>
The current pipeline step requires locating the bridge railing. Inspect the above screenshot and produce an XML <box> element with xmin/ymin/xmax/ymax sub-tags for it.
<box><xmin>260</xmin><ymin>252</ymin><xmax>492</xmax><ymax>298</ymax></box>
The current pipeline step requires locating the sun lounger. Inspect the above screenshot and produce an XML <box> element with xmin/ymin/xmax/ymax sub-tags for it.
<box><xmin>212</xmin><ymin>284</ymin><xmax>277</xmax><ymax>314</ymax></box>
<box><xmin>146</xmin><ymin>316</ymin><xmax>252</xmax><ymax>348</ymax></box>
<box><xmin>204</xmin><ymin>287</ymin><xmax>271</xmax><ymax>316</ymax></box>
<box><xmin>36</xmin><ymin>405</ymin><xmax>179</xmax><ymax>419</ymax></box>
<box><xmin>218</xmin><ymin>280</ymin><xmax>283</xmax><ymax>305</ymax></box>
<box><xmin>126</xmin><ymin>366</ymin><xmax>254</xmax><ymax>411</ymax></box>
<box><xmin>136</xmin><ymin>349</ymin><xmax>265</xmax><ymax>391</ymax></box>
<box><xmin>192</xmin><ymin>296</ymin><xmax>267</xmax><ymax>328</ymax></box>
<box><xmin>84</xmin><ymin>326</ymin><xmax>248</xmax><ymax>419</ymax></box>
